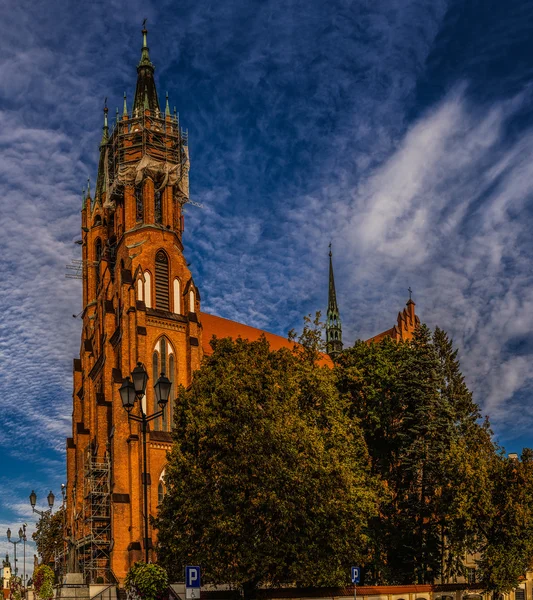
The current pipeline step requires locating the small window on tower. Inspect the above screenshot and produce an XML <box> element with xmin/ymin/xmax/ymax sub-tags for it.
<box><xmin>155</xmin><ymin>190</ymin><xmax>162</xmax><ymax>224</ymax></box>
<box><xmin>155</xmin><ymin>251</ymin><xmax>170</xmax><ymax>311</ymax></box>
<box><xmin>144</xmin><ymin>271</ymin><xmax>152</xmax><ymax>308</ymax></box>
<box><xmin>135</xmin><ymin>185</ymin><xmax>143</xmax><ymax>223</ymax></box>
<box><xmin>189</xmin><ymin>289</ymin><xmax>195</xmax><ymax>313</ymax></box>
<box><xmin>173</xmin><ymin>278</ymin><xmax>181</xmax><ymax>314</ymax></box>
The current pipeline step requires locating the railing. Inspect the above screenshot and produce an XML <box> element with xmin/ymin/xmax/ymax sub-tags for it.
<box><xmin>91</xmin><ymin>585</ymin><xmax>115</xmax><ymax>600</ymax></box>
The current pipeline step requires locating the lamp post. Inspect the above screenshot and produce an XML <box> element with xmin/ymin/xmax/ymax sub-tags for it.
<box><xmin>119</xmin><ymin>362</ymin><xmax>171</xmax><ymax>563</ymax></box>
<box><xmin>61</xmin><ymin>483</ymin><xmax>66</xmax><ymax>577</ymax></box>
<box><xmin>6</xmin><ymin>528</ymin><xmax>22</xmax><ymax>578</ymax></box>
<box><xmin>21</xmin><ymin>524</ymin><xmax>26</xmax><ymax>599</ymax></box>
<box><xmin>28</xmin><ymin>489</ymin><xmax>57</xmax><ymax>579</ymax></box>
<box><xmin>29</xmin><ymin>490</ymin><xmax>55</xmax><ymax>517</ymax></box>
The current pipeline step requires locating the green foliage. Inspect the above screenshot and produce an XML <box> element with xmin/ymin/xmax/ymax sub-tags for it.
<box><xmin>124</xmin><ymin>562</ymin><xmax>169</xmax><ymax>600</ymax></box>
<box><xmin>9</xmin><ymin>576</ymin><xmax>22</xmax><ymax>600</ymax></box>
<box><xmin>288</xmin><ymin>312</ymin><xmax>326</xmax><ymax>364</ymax></box>
<box><xmin>155</xmin><ymin>316</ymin><xmax>533</xmax><ymax>595</ymax></box>
<box><xmin>336</xmin><ymin>325</ymin><xmax>505</xmax><ymax>586</ymax></box>
<box><xmin>32</xmin><ymin>507</ymin><xmax>64</xmax><ymax>566</ymax></box>
<box><xmin>155</xmin><ymin>335</ymin><xmax>379</xmax><ymax>598</ymax></box>
<box><xmin>33</xmin><ymin>564</ymin><xmax>54</xmax><ymax>600</ymax></box>
<box><xmin>477</xmin><ymin>450</ymin><xmax>533</xmax><ymax>592</ymax></box>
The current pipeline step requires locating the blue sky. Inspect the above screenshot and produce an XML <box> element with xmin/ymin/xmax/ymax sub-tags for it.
<box><xmin>1</xmin><ymin>0</ymin><xmax>533</xmax><ymax>573</ymax></box>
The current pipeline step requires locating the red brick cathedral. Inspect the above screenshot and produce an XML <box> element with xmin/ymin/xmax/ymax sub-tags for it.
<box><xmin>66</xmin><ymin>27</ymin><xmax>419</xmax><ymax>585</ymax></box>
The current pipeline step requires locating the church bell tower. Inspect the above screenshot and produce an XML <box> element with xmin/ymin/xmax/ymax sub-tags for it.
<box><xmin>66</xmin><ymin>26</ymin><xmax>202</xmax><ymax>585</ymax></box>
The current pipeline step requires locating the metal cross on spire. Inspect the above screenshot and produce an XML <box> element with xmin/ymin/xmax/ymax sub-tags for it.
<box><xmin>408</xmin><ymin>286</ymin><xmax>413</xmax><ymax>300</ymax></box>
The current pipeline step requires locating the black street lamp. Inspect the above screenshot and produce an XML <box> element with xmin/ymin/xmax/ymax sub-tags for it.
<box><xmin>7</xmin><ymin>527</ymin><xmax>22</xmax><ymax>578</ymax></box>
<box><xmin>119</xmin><ymin>362</ymin><xmax>171</xmax><ymax>563</ymax></box>
<box><xmin>29</xmin><ymin>490</ymin><xmax>55</xmax><ymax>517</ymax></box>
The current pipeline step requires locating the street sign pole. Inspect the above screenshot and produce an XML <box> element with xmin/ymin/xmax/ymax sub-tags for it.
<box><xmin>351</xmin><ymin>566</ymin><xmax>360</xmax><ymax>600</ymax></box>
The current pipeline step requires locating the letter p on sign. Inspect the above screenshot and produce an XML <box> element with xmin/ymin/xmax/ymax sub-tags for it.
<box><xmin>186</xmin><ymin>566</ymin><xmax>201</xmax><ymax>591</ymax></box>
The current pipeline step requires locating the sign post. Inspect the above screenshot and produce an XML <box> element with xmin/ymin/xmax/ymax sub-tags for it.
<box><xmin>351</xmin><ymin>567</ymin><xmax>360</xmax><ymax>600</ymax></box>
<box><xmin>185</xmin><ymin>566</ymin><xmax>201</xmax><ymax>599</ymax></box>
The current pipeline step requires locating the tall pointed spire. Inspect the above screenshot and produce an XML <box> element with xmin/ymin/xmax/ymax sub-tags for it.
<box><xmin>326</xmin><ymin>244</ymin><xmax>343</xmax><ymax>360</ymax></box>
<box><xmin>133</xmin><ymin>21</ymin><xmax>160</xmax><ymax>115</ymax></box>
<box><xmin>123</xmin><ymin>92</ymin><xmax>128</xmax><ymax>117</ymax></box>
<box><xmin>165</xmin><ymin>92</ymin><xmax>170</xmax><ymax>116</ymax></box>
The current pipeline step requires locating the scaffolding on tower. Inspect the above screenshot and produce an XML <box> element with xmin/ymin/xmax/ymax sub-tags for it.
<box><xmin>76</xmin><ymin>445</ymin><xmax>112</xmax><ymax>584</ymax></box>
<box><xmin>101</xmin><ymin>108</ymin><xmax>202</xmax><ymax>214</ymax></box>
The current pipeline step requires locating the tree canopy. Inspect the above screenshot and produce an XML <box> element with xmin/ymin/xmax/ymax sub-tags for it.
<box><xmin>32</xmin><ymin>507</ymin><xmax>64</xmax><ymax>568</ymax></box>
<box><xmin>337</xmin><ymin>325</ymin><xmax>533</xmax><ymax>589</ymax></box>
<box><xmin>154</xmin><ymin>335</ymin><xmax>379</xmax><ymax>597</ymax></box>
<box><xmin>155</xmin><ymin>319</ymin><xmax>533</xmax><ymax>595</ymax></box>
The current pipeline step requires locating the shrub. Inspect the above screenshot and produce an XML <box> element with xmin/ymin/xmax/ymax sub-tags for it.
<box><xmin>33</xmin><ymin>565</ymin><xmax>54</xmax><ymax>600</ymax></box>
<box><xmin>125</xmin><ymin>562</ymin><xmax>169</xmax><ymax>600</ymax></box>
<box><xmin>9</xmin><ymin>576</ymin><xmax>22</xmax><ymax>600</ymax></box>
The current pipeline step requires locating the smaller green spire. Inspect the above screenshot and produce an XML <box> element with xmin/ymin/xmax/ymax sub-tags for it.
<box><xmin>138</xmin><ymin>20</ymin><xmax>153</xmax><ymax>68</ymax></box>
<box><xmin>123</xmin><ymin>92</ymin><xmax>128</xmax><ymax>117</ymax></box>
<box><xmin>100</xmin><ymin>99</ymin><xmax>109</xmax><ymax>146</ymax></box>
<box><xmin>165</xmin><ymin>92</ymin><xmax>170</xmax><ymax>116</ymax></box>
<box><xmin>86</xmin><ymin>177</ymin><xmax>91</xmax><ymax>201</ymax></box>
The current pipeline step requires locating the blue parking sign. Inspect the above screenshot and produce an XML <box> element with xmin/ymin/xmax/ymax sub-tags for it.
<box><xmin>186</xmin><ymin>566</ymin><xmax>201</xmax><ymax>588</ymax></box>
<box><xmin>351</xmin><ymin>567</ymin><xmax>360</xmax><ymax>584</ymax></box>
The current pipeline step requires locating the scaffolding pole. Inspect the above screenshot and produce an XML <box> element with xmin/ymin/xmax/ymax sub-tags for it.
<box><xmin>77</xmin><ymin>447</ymin><xmax>111</xmax><ymax>584</ymax></box>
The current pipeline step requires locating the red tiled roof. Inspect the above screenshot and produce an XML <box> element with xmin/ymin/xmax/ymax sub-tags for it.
<box><xmin>200</xmin><ymin>312</ymin><xmax>333</xmax><ymax>367</ymax></box>
<box><xmin>366</xmin><ymin>327</ymin><xmax>395</xmax><ymax>344</ymax></box>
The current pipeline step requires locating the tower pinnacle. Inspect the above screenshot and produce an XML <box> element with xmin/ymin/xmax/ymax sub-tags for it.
<box><xmin>326</xmin><ymin>244</ymin><xmax>343</xmax><ymax>360</ymax></box>
<box><xmin>100</xmin><ymin>99</ymin><xmax>109</xmax><ymax>146</ymax></box>
<box><xmin>133</xmin><ymin>22</ymin><xmax>160</xmax><ymax>115</ymax></box>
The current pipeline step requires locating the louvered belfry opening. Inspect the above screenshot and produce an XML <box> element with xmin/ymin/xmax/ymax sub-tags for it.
<box><xmin>155</xmin><ymin>250</ymin><xmax>170</xmax><ymax>310</ymax></box>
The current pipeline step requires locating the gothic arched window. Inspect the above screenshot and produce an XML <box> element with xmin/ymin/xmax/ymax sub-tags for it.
<box><xmin>189</xmin><ymin>289</ymin><xmax>195</xmax><ymax>313</ymax></box>
<box><xmin>155</xmin><ymin>190</ymin><xmax>162</xmax><ymax>224</ymax></box>
<box><xmin>144</xmin><ymin>271</ymin><xmax>152</xmax><ymax>308</ymax></box>
<box><xmin>158</xmin><ymin>482</ymin><xmax>164</xmax><ymax>505</ymax></box>
<box><xmin>155</xmin><ymin>251</ymin><xmax>170</xmax><ymax>311</ymax></box>
<box><xmin>168</xmin><ymin>353</ymin><xmax>175</xmax><ymax>429</ymax></box>
<box><xmin>152</xmin><ymin>351</ymin><xmax>160</xmax><ymax>431</ymax></box>
<box><xmin>135</xmin><ymin>185</ymin><xmax>143</xmax><ymax>223</ymax></box>
<box><xmin>173</xmin><ymin>278</ymin><xmax>181</xmax><ymax>314</ymax></box>
<box><xmin>152</xmin><ymin>337</ymin><xmax>175</xmax><ymax>432</ymax></box>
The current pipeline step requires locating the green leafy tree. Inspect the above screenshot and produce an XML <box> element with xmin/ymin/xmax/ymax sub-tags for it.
<box><xmin>33</xmin><ymin>565</ymin><xmax>54</xmax><ymax>600</ymax></box>
<box><xmin>155</xmin><ymin>335</ymin><xmax>379</xmax><ymax>599</ymax></box>
<box><xmin>125</xmin><ymin>562</ymin><xmax>168</xmax><ymax>600</ymax></box>
<box><xmin>32</xmin><ymin>507</ymin><xmax>64</xmax><ymax>567</ymax></box>
<box><xmin>477</xmin><ymin>449</ymin><xmax>533</xmax><ymax>592</ymax></box>
<box><xmin>336</xmin><ymin>325</ymin><xmax>499</xmax><ymax>585</ymax></box>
